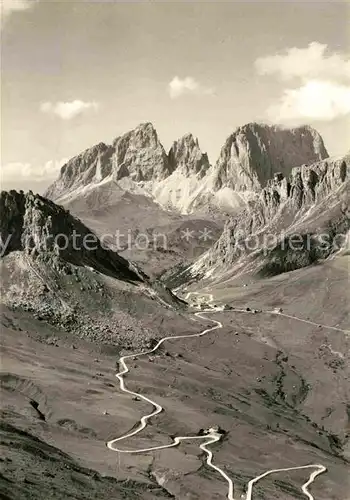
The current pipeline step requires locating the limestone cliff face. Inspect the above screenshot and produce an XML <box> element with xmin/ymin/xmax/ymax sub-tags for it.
<box><xmin>168</xmin><ymin>133</ymin><xmax>210</xmax><ymax>179</ymax></box>
<box><xmin>45</xmin><ymin>143</ymin><xmax>114</xmax><ymax>200</ymax></box>
<box><xmin>112</xmin><ymin>122</ymin><xmax>172</xmax><ymax>182</ymax></box>
<box><xmin>213</xmin><ymin>123</ymin><xmax>329</xmax><ymax>191</ymax></box>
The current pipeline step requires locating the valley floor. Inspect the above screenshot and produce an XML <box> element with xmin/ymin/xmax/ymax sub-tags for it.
<box><xmin>1</xmin><ymin>258</ymin><xmax>350</xmax><ymax>500</ymax></box>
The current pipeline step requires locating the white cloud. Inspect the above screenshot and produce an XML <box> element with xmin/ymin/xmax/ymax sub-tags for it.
<box><xmin>168</xmin><ymin>76</ymin><xmax>214</xmax><ymax>99</ymax></box>
<box><xmin>256</xmin><ymin>42</ymin><xmax>350</xmax><ymax>124</ymax></box>
<box><xmin>255</xmin><ymin>42</ymin><xmax>350</xmax><ymax>82</ymax></box>
<box><xmin>267</xmin><ymin>80</ymin><xmax>350</xmax><ymax>124</ymax></box>
<box><xmin>40</xmin><ymin>100</ymin><xmax>99</xmax><ymax>120</ymax></box>
<box><xmin>1</xmin><ymin>158</ymin><xmax>68</xmax><ymax>191</ymax></box>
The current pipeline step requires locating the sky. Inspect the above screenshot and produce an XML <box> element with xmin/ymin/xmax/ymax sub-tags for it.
<box><xmin>1</xmin><ymin>0</ymin><xmax>349</xmax><ymax>192</ymax></box>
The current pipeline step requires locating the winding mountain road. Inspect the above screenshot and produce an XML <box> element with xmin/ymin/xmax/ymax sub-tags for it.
<box><xmin>107</xmin><ymin>293</ymin><xmax>328</xmax><ymax>499</ymax></box>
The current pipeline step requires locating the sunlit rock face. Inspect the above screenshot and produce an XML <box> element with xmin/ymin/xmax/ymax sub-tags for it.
<box><xmin>213</xmin><ymin>123</ymin><xmax>329</xmax><ymax>191</ymax></box>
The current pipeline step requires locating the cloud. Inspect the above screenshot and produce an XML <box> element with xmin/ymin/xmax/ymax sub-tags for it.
<box><xmin>168</xmin><ymin>76</ymin><xmax>214</xmax><ymax>99</ymax></box>
<box><xmin>40</xmin><ymin>100</ymin><xmax>99</xmax><ymax>120</ymax></box>
<box><xmin>256</xmin><ymin>42</ymin><xmax>350</xmax><ymax>124</ymax></box>
<box><xmin>1</xmin><ymin>0</ymin><xmax>37</xmax><ymax>26</ymax></box>
<box><xmin>1</xmin><ymin>158</ymin><xmax>68</xmax><ymax>191</ymax></box>
<box><xmin>267</xmin><ymin>80</ymin><xmax>350</xmax><ymax>124</ymax></box>
<box><xmin>255</xmin><ymin>42</ymin><xmax>350</xmax><ymax>82</ymax></box>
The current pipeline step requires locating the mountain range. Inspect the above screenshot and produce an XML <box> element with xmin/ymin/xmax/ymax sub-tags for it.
<box><xmin>1</xmin><ymin>121</ymin><xmax>349</xmax><ymax>500</ymax></box>
<box><xmin>163</xmin><ymin>152</ymin><xmax>350</xmax><ymax>289</ymax></box>
<box><xmin>46</xmin><ymin>121</ymin><xmax>328</xmax><ymax>214</ymax></box>
<box><xmin>42</xmin><ymin>122</ymin><xmax>331</xmax><ymax>276</ymax></box>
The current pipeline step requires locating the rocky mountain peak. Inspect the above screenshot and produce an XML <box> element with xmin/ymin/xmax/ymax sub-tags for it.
<box><xmin>213</xmin><ymin>123</ymin><xmax>329</xmax><ymax>192</ymax></box>
<box><xmin>112</xmin><ymin>122</ymin><xmax>172</xmax><ymax>182</ymax></box>
<box><xmin>45</xmin><ymin>142</ymin><xmax>114</xmax><ymax>200</ymax></box>
<box><xmin>112</xmin><ymin>122</ymin><xmax>158</xmax><ymax>148</ymax></box>
<box><xmin>45</xmin><ymin>123</ymin><xmax>173</xmax><ymax>200</ymax></box>
<box><xmin>168</xmin><ymin>133</ymin><xmax>210</xmax><ymax>179</ymax></box>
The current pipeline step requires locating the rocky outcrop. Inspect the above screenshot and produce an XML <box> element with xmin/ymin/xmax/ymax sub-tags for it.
<box><xmin>0</xmin><ymin>190</ymin><xmax>187</xmax><ymax>351</ymax></box>
<box><xmin>213</xmin><ymin>123</ymin><xmax>329</xmax><ymax>191</ymax></box>
<box><xmin>112</xmin><ymin>122</ymin><xmax>172</xmax><ymax>182</ymax></box>
<box><xmin>168</xmin><ymin>133</ymin><xmax>210</xmax><ymax>179</ymax></box>
<box><xmin>0</xmin><ymin>190</ymin><xmax>144</xmax><ymax>283</ymax></box>
<box><xmin>212</xmin><ymin>154</ymin><xmax>349</xmax><ymax>264</ymax></box>
<box><xmin>165</xmin><ymin>154</ymin><xmax>349</xmax><ymax>287</ymax></box>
